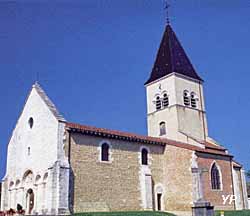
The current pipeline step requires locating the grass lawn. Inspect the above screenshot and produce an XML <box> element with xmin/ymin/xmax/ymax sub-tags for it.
<box><xmin>215</xmin><ymin>210</ymin><xmax>250</xmax><ymax>216</ymax></box>
<box><xmin>74</xmin><ymin>211</ymin><xmax>176</xmax><ymax>216</ymax></box>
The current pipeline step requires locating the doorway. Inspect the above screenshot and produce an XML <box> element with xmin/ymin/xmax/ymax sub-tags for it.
<box><xmin>26</xmin><ymin>188</ymin><xmax>34</xmax><ymax>214</ymax></box>
<box><xmin>157</xmin><ymin>193</ymin><xmax>162</xmax><ymax>211</ymax></box>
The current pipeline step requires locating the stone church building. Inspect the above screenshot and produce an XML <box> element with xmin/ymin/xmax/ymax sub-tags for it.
<box><xmin>1</xmin><ymin>24</ymin><xmax>249</xmax><ymax>215</ymax></box>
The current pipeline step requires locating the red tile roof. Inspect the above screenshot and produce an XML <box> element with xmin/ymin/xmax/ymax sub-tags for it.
<box><xmin>66</xmin><ymin>122</ymin><xmax>232</xmax><ymax>157</ymax></box>
<box><xmin>232</xmin><ymin>160</ymin><xmax>243</xmax><ymax>168</ymax></box>
<box><xmin>201</xmin><ymin>141</ymin><xmax>227</xmax><ymax>151</ymax></box>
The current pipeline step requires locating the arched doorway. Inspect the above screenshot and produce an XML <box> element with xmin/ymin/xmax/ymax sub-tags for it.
<box><xmin>155</xmin><ymin>184</ymin><xmax>164</xmax><ymax>211</ymax></box>
<box><xmin>26</xmin><ymin>189</ymin><xmax>34</xmax><ymax>214</ymax></box>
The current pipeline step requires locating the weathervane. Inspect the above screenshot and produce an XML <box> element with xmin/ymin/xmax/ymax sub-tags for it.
<box><xmin>36</xmin><ymin>71</ymin><xmax>39</xmax><ymax>83</ymax></box>
<box><xmin>164</xmin><ymin>0</ymin><xmax>170</xmax><ymax>25</ymax></box>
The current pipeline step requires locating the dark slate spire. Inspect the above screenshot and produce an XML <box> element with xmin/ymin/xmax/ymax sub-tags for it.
<box><xmin>145</xmin><ymin>24</ymin><xmax>203</xmax><ymax>85</ymax></box>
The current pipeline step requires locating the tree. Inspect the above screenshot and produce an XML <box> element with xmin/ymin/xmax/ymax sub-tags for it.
<box><xmin>246</xmin><ymin>170</ymin><xmax>250</xmax><ymax>180</ymax></box>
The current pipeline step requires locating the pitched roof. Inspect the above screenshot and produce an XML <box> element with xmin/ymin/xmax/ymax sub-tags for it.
<box><xmin>232</xmin><ymin>160</ymin><xmax>243</xmax><ymax>168</ymax></box>
<box><xmin>33</xmin><ymin>82</ymin><xmax>66</xmax><ymax>122</ymax></box>
<box><xmin>145</xmin><ymin>24</ymin><xmax>203</xmax><ymax>85</ymax></box>
<box><xmin>202</xmin><ymin>141</ymin><xmax>227</xmax><ymax>151</ymax></box>
<box><xmin>66</xmin><ymin>122</ymin><xmax>232</xmax><ymax>157</ymax></box>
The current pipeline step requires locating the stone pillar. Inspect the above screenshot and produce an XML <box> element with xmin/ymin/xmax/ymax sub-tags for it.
<box><xmin>139</xmin><ymin>165</ymin><xmax>153</xmax><ymax>210</ymax></box>
<box><xmin>145</xmin><ymin>175</ymin><xmax>153</xmax><ymax>210</ymax></box>
<box><xmin>192</xmin><ymin>167</ymin><xmax>203</xmax><ymax>201</ymax></box>
<box><xmin>47</xmin><ymin>162</ymin><xmax>59</xmax><ymax>215</ymax></box>
<box><xmin>34</xmin><ymin>184</ymin><xmax>38</xmax><ymax>214</ymax></box>
<box><xmin>1</xmin><ymin>179</ymin><xmax>9</xmax><ymax>211</ymax></box>
<box><xmin>13</xmin><ymin>188</ymin><xmax>17</xmax><ymax>209</ymax></box>
<box><xmin>20</xmin><ymin>187</ymin><xmax>25</xmax><ymax>210</ymax></box>
<box><xmin>57</xmin><ymin>164</ymin><xmax>70</xmax><ymax>215</ymax></box>
<box><xmin>192</xmin><ymin>167</ymin><xmax>214</xmax><ymax>216</ymax></box>
<box><xmin>9</xmin><ymin>190</ymin><xmax>12</xmax><ymax>209</ymax></box>
<box><xmin>240</xmin><ymin>169</ymin><xmax>249</xmax><ymax>209</ymax></box>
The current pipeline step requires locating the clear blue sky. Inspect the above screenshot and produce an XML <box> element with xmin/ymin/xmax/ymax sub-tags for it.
<box><xmin>0</xmin><ymin>0</ymin><xmax>250</xmax><ymax>179</ymax></box>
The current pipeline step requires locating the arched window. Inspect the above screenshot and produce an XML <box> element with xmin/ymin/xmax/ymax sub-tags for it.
<box><xmin>35</xmin><ymin>175</ymin><xmax>41</xmax><ymax>184</ymax></box>
<box><xmin>101</xmin><ymin>143</ymin><xmax>110</xmax><ymax>162</ymax></box>
<box><xmin>43</xmin><ymin>172</ymin><xmax>48</xmax><ymax>183</ymax></box>
<box><xmin>9</xmin><ymin>181</ymin><xmax>14</xmax><ymax>189</ymax></box>
<box><xmin>156</xmin><ymin>96</ymin><xmax>161</xmax><ymax>110</ymax></box>
<box><xmin>211</xmin><ymin>163</ymin><xmax>221</xmax><ymax>190</ymax></box>
<box><xmin>162</xmin><ymin>93</ymin><xmax>169</xmax><ymax>107</ymax></box>
<box><xmin>141</xmin><ymin>148</ymin><xmax>148</xmax><ymax>165</ymax></box>
<box><xmin>159</xmin><ymin>122</ymin><xmax>166</xmax><ymax>136</ymax></box>
<box><xmin>191</xmin><ymin>92</ymin><xmax>197</xmax><ymax>108</ymax></box>
<box><xmin>28</xmin><ymin>117</ymin><xmax>34</xmax><ymax>129</ymax></box>
<box><xmin>15</xmin><ymin>179</ymin><xmax>21</xmax><ymax>187</ymax></box>
<box><xmin>183</xmin><ymin>90</ymin><xmax>190</xmax><ymax>106</ymax></box>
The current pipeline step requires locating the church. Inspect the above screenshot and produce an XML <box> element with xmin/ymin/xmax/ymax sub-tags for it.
<box><xmin>1</xmin><ymin>23</ymin><xmax>249</xmax><ymax>215</ymax></box>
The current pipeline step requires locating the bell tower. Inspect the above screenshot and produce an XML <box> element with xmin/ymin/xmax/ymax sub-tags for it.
<box><xmin>145</xmin><ymin>24</ymin><xmax>208</xmax><ymax>145</ymax></box>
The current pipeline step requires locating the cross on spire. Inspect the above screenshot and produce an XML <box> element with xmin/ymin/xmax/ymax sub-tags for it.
<box><xmin>36</xmin><ymin>71</ymin><xmax>39</xmax><ymax>82</ymax></box>
<box><xmin>164</xmin><ymin>1</ymin><xmax>170</xmax><ymax>25</ymax></box>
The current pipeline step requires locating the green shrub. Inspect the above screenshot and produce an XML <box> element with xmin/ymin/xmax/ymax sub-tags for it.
<box><xmin>215</xmin><ymin>210</ymin><xmax>250</xmax><ymax>216</ymax></box>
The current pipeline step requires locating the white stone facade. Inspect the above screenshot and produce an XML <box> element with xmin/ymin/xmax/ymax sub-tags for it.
<box><xmin>1</xmin><ymin>83</ymin><xmax>70</xmax><ymax>215</ymax></box>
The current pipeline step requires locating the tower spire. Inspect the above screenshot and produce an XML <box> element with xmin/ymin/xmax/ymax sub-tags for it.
<box><xmin>164</xmin><ymin>0</ymin><xmax>170</xmax><ymax>25</ymax></box>
<box><xmin>145</xmin><ymin>24</ymin><xmax>203</xmax><ymax>85</ymax></box>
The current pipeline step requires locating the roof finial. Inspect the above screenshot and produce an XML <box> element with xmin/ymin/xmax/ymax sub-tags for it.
<box><xmin>164</xmin><ymin>0</ymin><xmax>171</xmax><ymax>25</ymax></box>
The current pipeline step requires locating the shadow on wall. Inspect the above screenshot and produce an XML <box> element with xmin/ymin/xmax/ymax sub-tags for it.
<box><xmin>69</xmin><ymin>167</ymin><xmax>75</xmax><ymax>214</ymax></box>
<box><xmin>72</xmin><ymin>134</ymin><xmax>165</xmax><ymax>156</ymax></box>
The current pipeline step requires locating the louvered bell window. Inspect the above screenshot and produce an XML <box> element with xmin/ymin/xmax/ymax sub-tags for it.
<box><xmin>156</xmin><ymin>96</ymin><xmax>161</xmax><ymax>111</ymax></box>
<box><xmin>183</xmin><ymin>91</ymin><xmax>190</xmax><ymax>106</ymax></box>
<box><xmin>162</xmin><ymin>93</ymin><xmax>169</xmax><ymax>107</ymax></box>
<box><xmin>191</xmin><ymin>93</ymin><xmax>197</xmax><ymax>108</ymax></box>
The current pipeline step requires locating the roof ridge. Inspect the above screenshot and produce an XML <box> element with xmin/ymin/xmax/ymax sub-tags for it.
<box><xmin>66</xmin><ymin>122</ymin><xmax>231</xmax><ymax>157</ymax></box>
<box><xmin>33</xmin><ymin>82</ymin><xmax>66</xmax><ymax>122</ymax></box>
<box><xmin>167</xmin><ymin>25</ymin><xmax>174</xmax><ymax>73</ymax></box>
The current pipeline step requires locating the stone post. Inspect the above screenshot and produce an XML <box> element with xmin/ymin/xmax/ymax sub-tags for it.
<box><xmin>240</xmin><ymin>169</ymin><xmax>249</xmax><ymax>209</ymax></box>
<box><xmin>192</xmin><ymin>167</ymin><xmax>215</xmax><ymax>216</ymax></box>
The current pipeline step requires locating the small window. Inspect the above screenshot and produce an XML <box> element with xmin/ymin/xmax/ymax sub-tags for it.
<box><xmin>191</xmin><ymin>92</ymin><xmax>197</xmax><ymax>108</ymax></box>
<box><xmin>211</xmin><ymin>163</ymin><xmax>221</xmax><ymax>190</ymax></box>
<box><xmin>9</xmin><ymin>181</ymin><xmax>14</xmax><ymax>189</ymax></box>
<box><xmin>183</xmin><ymin>90</ymin><xmax>190</xmax><ymax>106</ymax></box>
<box><xmin>159</xmin><ymin>122</ymin><xmax>166</xmax><ymax>136</ymax></box>
<box><xmin>43</xmin><ymin>173</ymin><xmax>48</xmax><ymax>182</ymax></box>
<box><xmin>156</xmin><ymin>96</ymin><xmax>161</xmax><ymax>110</ymax></box>
<box><xmin>28</xmin><ymin>147</ymin><xmax>31</xmax><ymax>156</ymax></box>
<box><xmin>141</xmin><ymin>148</ymin><xmax>148</xmax><ymax>165</ymax></box>
<box><xmin>101</xmin><ymin>143</ymin><xmax>110</xmax><ymax>161</ymax></box>
<box><xmin>162</xmin><ymin>93</ymin><xmax>169</xmax><ymax>107</ymax></box>
<box><xmin>28</xmin><ymin>117</ymin><xmax>34</xmax><ymax>129</ymax></box>
<box><xmin>15</xmin><ymin>179</ymin><xmax>21</xmax><ymax>187</ymax></box>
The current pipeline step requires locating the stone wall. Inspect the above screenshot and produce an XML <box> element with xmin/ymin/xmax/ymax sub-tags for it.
<box><xmin>163</xmin><ymin>145</ymin><xmax>194</xmax><ymax>211</ymax></box>
<box><xmin>196</xmin><ymin>152</ymin><xmax>234</xmax><ymax>210</ymax></box>
<box><xmin>232</xmin><ymin>167</ymin><xmax>244</xmax><ymax>210</ymax></box>
<box><xmin>67</xmin><ymin>131</ymin><xmax>195</xmax><ymax>213</ymax></box>
<box><xmin>68</xmin><ymin>133</ymin><xmax>152</xmax><ymax>212</ymax></box>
